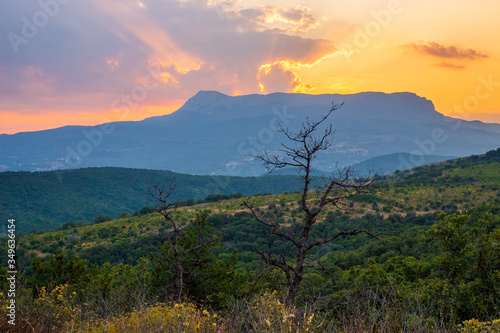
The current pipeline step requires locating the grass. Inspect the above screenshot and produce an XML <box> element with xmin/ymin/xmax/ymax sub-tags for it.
<box><xmin>4</xmin><ymin>288</ymin><xmax>496</xmax><ymax>333</ymax></box>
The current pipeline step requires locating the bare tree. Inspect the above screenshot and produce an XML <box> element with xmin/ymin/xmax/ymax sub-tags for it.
<box><xmin>148</xmin><ymin>177</ymin><xmax>184</xmax><ymax>302</ymax></box>
<box><xmin>148</xmin><ymin>176</ymin><xmax>219</xmax><ymax>302</ymax></box>
<box><xmin>242</xmin><ymin>102</ymin><xmax>379</xmax><ymax>308</ymax></box>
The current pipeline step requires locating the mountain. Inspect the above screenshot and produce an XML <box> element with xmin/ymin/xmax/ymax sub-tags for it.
<box><xmin>1</xmin><ymin>91</ymin><xmax>500</xmax><ymax>176</ymax></box>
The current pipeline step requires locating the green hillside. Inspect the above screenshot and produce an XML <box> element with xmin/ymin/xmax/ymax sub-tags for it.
<box><xmin>0</xmin><ymin>167</ymin><xmax>305</xmax><ymax>233</ymax></box>
<box><xmin>8</xmin><ymin>149</ymin><xmax>500</xmax><ymax>267</ymax></box>
<box><xmin>350</xmin><ymin>152</ymin><xmax>456</xmax><ymax>175</ymax></box>
<box><xmin>377</xmin><ymin>147</ymin><xmax>500</xmax><ymax>187</ymax></box>
<box><xmin>3</xmin><ymin>148</ymin><xmax>498</xmax><ymax>233</ymax></box>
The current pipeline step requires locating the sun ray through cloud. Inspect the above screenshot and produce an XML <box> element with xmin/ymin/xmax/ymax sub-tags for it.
<box><xmin>0</xmin><ymin>0</ymin><xmax>499</xmax><ymax>133</ymax></box>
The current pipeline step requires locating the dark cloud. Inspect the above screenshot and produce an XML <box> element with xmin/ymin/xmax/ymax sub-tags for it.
<box><xmin>402</xmin><ymin>41</ymin><xmax>488</xmax><ymax>60</ymax></box>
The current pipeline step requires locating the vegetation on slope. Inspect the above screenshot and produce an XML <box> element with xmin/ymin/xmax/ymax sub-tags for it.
<box><xmin>0</xmin><ymin>167</ymin><xmax>305</xmax><ymax>232</ymax></box>
<box><xmin>1</xmin><ymin>148</ymin><xmax>500</xmax><ymax>332</ymax></box>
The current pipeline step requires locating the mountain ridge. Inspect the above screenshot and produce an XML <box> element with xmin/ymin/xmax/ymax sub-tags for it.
<box><xmin>1</xmin><ymin>91</ymin><xmax>500</xmax><ymax>175</ymax></box>
<box><xmin>3</xmin><ymin>90</ymin><xmax>500</xmax><ymax>136</ymax></box>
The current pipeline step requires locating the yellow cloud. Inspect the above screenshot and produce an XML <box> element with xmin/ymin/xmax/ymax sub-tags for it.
<box><xmin>260</xmin><ymin>6</ymin><xmax>319</xmax><ymax>33</ymax></box>
<box><xmin>160</xmin><ymin>72</ymin><xmax>179</xmax><ymax>85</ymax></box>
<box><xmin>237</xmin><ymin>5</ymin><xmax>320</xmax><ymax>33</ymax></box>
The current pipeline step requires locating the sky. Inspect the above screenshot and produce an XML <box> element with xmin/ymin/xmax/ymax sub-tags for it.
<box><xmin>0</xmin><ymin>0</ymin><xmax>499</xmax><ymax>134</ymax></box>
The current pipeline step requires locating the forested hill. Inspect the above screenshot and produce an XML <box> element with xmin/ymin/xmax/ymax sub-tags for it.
<box><xmin>0</xmin><ymin>167</ymin><xmax>304</xmax><ymax>233</ymax></box>
<box><xmin>1</xmin><ymin>148</ymin><xmax>498</xmax><ymax>233</ymax></box>
<box><xmin>375</xmin><ymin>147</ymin><xmax>500</xmax><ymax>187</ymax></box>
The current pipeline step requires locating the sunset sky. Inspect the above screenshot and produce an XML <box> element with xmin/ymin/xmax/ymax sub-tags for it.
<box><xmin>1</xmin><ymin>0</ymin><xmax>499</xmax><ymax>134</ymax></box>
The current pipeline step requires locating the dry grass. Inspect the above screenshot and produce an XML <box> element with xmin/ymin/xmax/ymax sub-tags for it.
<box><xmin>2</xmin><ymin>287</ymin><xmax>498</xmax><ymax>333</ymax></box>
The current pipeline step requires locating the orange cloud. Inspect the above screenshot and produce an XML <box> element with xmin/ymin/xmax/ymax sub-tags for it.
<box><xmin>106</xmin><ymin>59</ymin><xmax>120</xmax><ymax>70</ymax></box>
<box><xmin>435</xmin><ymin>62</ymin><xmax>466</xmax><ymax>70</ymax></box>
<box><xmin>402</xmin><ymin>41</ymin><xmax>488</xmax><ymax>60</ymax></box>
<box><xmin>257</xmin><ymin>60</ymin><xmax>314</xmax><ymax>94</ymax></box>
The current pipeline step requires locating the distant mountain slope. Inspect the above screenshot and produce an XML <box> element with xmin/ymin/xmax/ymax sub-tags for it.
<box><xmin>1</xmin><ymin>91</ymin><xmax>500</xmax><ymax>176</ymax></box>
<box><xmin>0</xmin><ymin>168</ymin><xmax>304</xmax><ymax>233</ymax></box>
<box><xmin>262</xmin><ymin>153</ymin><xmax>456</xmax><ymax>176</ymax></box>
<box><xmin>351</xmin><ymin>153</ymin><xmax>457</xmax><ymax>175</ymax></box>
<box><xmin>375</xmin><ymin>147</ymin><xmax>500</xmax><ymax>187</ymax></box>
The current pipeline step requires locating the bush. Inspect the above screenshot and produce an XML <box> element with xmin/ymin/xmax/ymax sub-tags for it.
<box><xmin>227</xmin><ymin>291</ymin><xmax>325</xmax><ymax>332</ymax></box>
<box><xmin>458</xmin><ymin>318</ymin><xmax>500</xmax><ymax>332</ymax></box>
<box><xmin>0</xmin><ymin>284</ymin><xmax>80</xmax><ymax>333</ymax></box>
<box><xmin>94</xmin><ymin>215</ymin><xmax>113</xmax><ymax>224</ymax></box>
<box><xmin>83</xmin><ymin>302</ymin><xmax>218</xmax><ymax>333</ymax></box>
<box><xmin>59</xmin><ymin>222</ymin><xmax>77</xmax><ymax>230</ymax></box>
<box><xmin>138</xmin><ymin>206</ymin><xmax>155</xmax><ymax>216</ymax></box>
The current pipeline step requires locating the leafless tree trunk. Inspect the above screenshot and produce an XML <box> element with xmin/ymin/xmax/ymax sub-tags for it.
<box><xmin>243</xmin><ymin>102</ymin><xmax>380</xmax><ymax>308</ymax></box>
<box><xmin>148</xmin><ymin>176</ymin><xmax>184</xmax><ymax>302</ymax></box>
<box><xmin>148</xmin><ymin>176</ymin><xmax>220</xmax><ymax>303</ymax></box>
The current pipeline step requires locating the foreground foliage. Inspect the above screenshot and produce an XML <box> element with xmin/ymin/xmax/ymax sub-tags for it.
<box><xmin>2</xmin><ymin>208</ymin><xmax>499</xmax><ymax>332</ymax></box>
<box><xmin>85</xmin><ymin>302</ymin><xmax>218</xmax><ymax>333</ymax></box>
